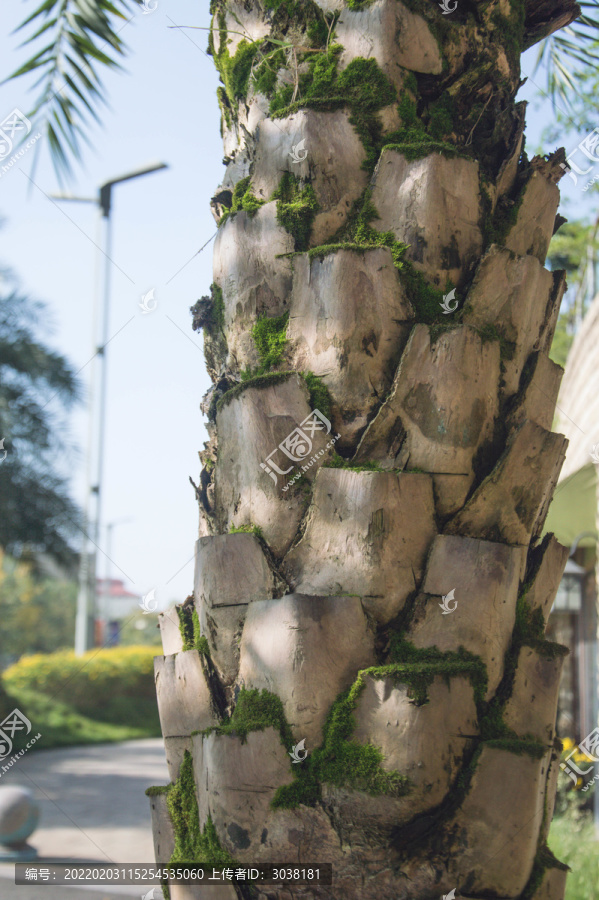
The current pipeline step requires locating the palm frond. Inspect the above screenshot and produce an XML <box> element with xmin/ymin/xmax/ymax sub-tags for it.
<box><xmin>4</xmin><ymin>0</ymin><xmax>142</xmax><ymax>181</ymax></box>
<box><xmin>534</xmin><ymin>0</ymin><xmax>599</xmax><ymax>112</ymax></box>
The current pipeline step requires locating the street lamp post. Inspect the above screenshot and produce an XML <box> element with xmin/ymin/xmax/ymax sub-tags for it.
<box><xmin>52</xmin><ymin>161</ymin><xmax>168</xmax><ymax>655</ymax></box>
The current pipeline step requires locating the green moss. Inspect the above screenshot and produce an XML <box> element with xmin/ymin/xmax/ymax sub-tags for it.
<box><xmin>336</xmin><ymin>57</ymin><xmax>396</xmax><ymax>109</ymax></box>
<box><xmin>380</xmin><ymin>90</ymin><xmax>465</xmax><ymax>164</ymax></box>
<box><xmin>195</xmin><ymin>636</ymin><xmax>210</xmax><ymax>657</ymax></box>
<box><xmin>322</xmin><ymin>190</ymin><xmax>450</xmax><ymax>324</ymax></box>
<box><xmin>272</xmin><ymin>172</ymin><xmax>319</xmax><ymax>250</ymax></box>
<box><xmin>216</xmin><ymin>371</ymin><xmax>293</xmax><ymax>413</ymax></box>
<box><xmin>216</xmin><ymin>85</ymin><xmax>232</xmax><ymax>130</ymax></box>
<box><xmin>228</xmin><ymin>523</ymin><xmax>264</xmax><ymax>540</ymax></box>
<box><xmin>270</xmin><ymin>51</ymin><xmax>397</xmax><ymax>173</ymax></box>
<box><xmin>246</xmin><ymin>0</ymin><xmax>329</xmax><ymax>104</ymax></box>
<box><xmin>213</xmin><ymin>11</ymin><xmax>260</xmax><ymax>107</ymax></box>
<box><xmin>177</xmin><ymin>603</ymin><xmax>209</xmax><ymax>655</ymax></box>
<box><xmin>387</xmin><ymin>638</ymin><xmax>488</xmax><ymax>707</ymax></box>
<box><xmin>302</xmin><ymin>371</ymin><xmax>332</xmax><ymax>419</ymax></box>
<box><xmin>205</xmin><ymin>688</ymin><xmax>295</xmax><ymax>747</ymax></box>
<box><xmin>242</xmin><ymin>311</ymin><xmax>289</xmax><ymax>380</ymax></box>
<box><xmin>530</xmin><ymin>640</ymin><xmax>569</xmax><ymax>659</ymax></box>
<box><xmin>521</xmin><ymin>844</ymin><xmax>570</xmax><ymax>900</ymax></box>
<box><xmin>274</xmin><ymin>665</ymin><xmax>417</xmax><ymax>809</ymax></box>
<box><xmin>399</xmin><ymin>262</ymin><xmax>452</xmax><ymax>325</ymax></box>
<box><xmin>176</xmin><ymin>605</ymin><xmax>195</xmax><ymax>652</ymax></box>
<box><xmin>473</xmin><ymin>322</ymin><xmax>516</xmax><ymax>361</ymax></box>
<box><xmin>145</xmin><ymin>784</ymin><xmax>172</xmax><ymax>797</ymax></box>
<box><xmin>253</xmin><ymin>47</ymin><xmax>285</xmax><ymax>96</ymax></box>
<box><xmin>191</xmin><ymin>608</ymin><xmax>210</xmax><ymax>657</ymax></box>
<box><xmin>330</xmin><ymin>193</ymin><xmax>408</xmax><ymax>265</ymax></box>
<box><xmin>168</xmin><ymin>750</ymin><xmax>234</xmax><ymax>866</ymax></box>
<box><xmin>484</xmin><ymin>737</ymin><xmax>547</xmax><ymax>759</ymax></box>
<box><xmin>381</xmin><ymin>140</ymin><xmax>460</xmax><ymax>161</ymax></box>
<box><xmin>270</xmin><ymin>45</ymin><xmax>341</xmax><ymax>116</ymax></box>
<box><xmin>274</xmin><ymin>53</ymin><xmax>397</xmax><ymax>121</ymax></box>
<box><xmin>220</xmin><ymin>176</ymin><xmax>265</xmax><ymax>226</ymax></box>
<box><xmin>398</xmin><ymin>90</ymin><xmax>418</xmax><ymax>127</ymax></box>
<box><xmin>262</xmin><ymin>0</ymin><xmax>330</xmax><ymax>48</ymax></box>
<box><xmin>492</xmin><ymin>0</ymin><xmax>525</xmax><ymax>70</ymax></box>
<box><xmin>428</xmin><ymin>322</ymin><xmax>459</xmax><ymax>346</ymax></box>
<box><xmin>325</xmin><ymin>453</ymin><xmax>384</xmax><ymax>472</ymax></box>
<box><xmin>428</xmin><ymin>93</ymin><xmax>455</xmax><ymax>140</ymax></box>
<box><xmin>307</xmin><ymin>242</ymin><xmax>381</xmax><ymax>261</ymax></box>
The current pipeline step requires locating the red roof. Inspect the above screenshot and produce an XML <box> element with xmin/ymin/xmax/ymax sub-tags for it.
<box><xmin>95</xmin><ymin>577</ymin><xmax>140</xmax><ymax>599</ymax></box>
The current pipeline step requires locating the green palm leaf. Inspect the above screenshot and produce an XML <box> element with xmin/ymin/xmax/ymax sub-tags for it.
<box><xmin>534</xmin><ymin>0</ymin><xmax>599</xmax><ymax>112</ymax></box>
<box><xmin>5</xmin><ymin>0</ymin><xmax>141</xmax><ymax>180</ymax></box>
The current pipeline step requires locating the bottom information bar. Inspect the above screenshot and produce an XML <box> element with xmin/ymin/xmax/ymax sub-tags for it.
<box><xmin>15</xmin><ymin>864</ymin><xmax>333</xmax><ymax>885</ymax></box>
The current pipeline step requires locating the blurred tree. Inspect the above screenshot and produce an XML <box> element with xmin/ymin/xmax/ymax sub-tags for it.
<box><xmin>547</xmin><ymin>218</ymin><xmax>599</xmax><ymax>365</ymax></box>
<box><xmin>0</xmin><ymin>267</ymin><xmax>81</xmax><ymax>567</ymax></box>
<box><xmin>0</xmin><ymin>548</ymin><xmax>77</xmax><ymax>667</ymax></box>
<box><xmin>533</xmin><ymin>0</ymin><xmax>599</xmax><ymax>113</ymax></box>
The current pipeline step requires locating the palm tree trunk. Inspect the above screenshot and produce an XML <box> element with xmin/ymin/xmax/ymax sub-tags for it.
<box><xmin>150</xmin><ymin>1</ymin><xmax>582</xmax><ymax>897</ymax></box>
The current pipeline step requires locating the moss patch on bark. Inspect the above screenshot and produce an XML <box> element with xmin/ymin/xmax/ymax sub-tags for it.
<box><xmin>210</xmin><ymin>9</ymin><xmax>260</xmax><ymax>109</ymax></box>
<box><xmin>177</xmin><ymin>604</ymin><xmax>209</xmax><ymax>657</ymax></box>
<box><xmin>219</xmin><ymin>176</ymin><xmax>265</xmax><ymax>226</ymax></box>
<box><xmin>145</xmin><ymin>784</ymin><xmax>172</xmax><ymax>797</ymax></box>
<box><xmin>241</xmin><ymin>311</ymin><xmax>289</xmax><ymax>380</ymax></box>
<box><xmin>216</xmin><ymin>371</ymin><xmax>293</xmax><ymax>413</ymax></box>
<box><xmin>272</xmin><ymin>172</ymin><xmax>319</xmax><ymax>250</ymax></box>
<box><xmin>228</xmin><ymin>523</ymin><xmax>264</xmax><ymax>539</ymax></box>
<box><xmin>203</xmin><ymin>687</ymin><xmax>295</xmax><ymax>746</ymax></box>
<box><xmin>303</xmin><ymin>371</ymin><xmax>333</xmax><ymax>418</ymax></box>
<box><xmin>520</xmin><ymin>844</ymin><xmax>570</xmax><ymax>900</ymax></box>
<box><xmin>167</xmin><ymin>750</ymin><xmax>234</xmax><ymax>866</ymax></box>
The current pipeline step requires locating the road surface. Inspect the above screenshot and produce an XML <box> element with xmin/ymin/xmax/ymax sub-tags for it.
<box><xmin>0</xmin><ymin>739</ymin><xmax>169</xmax><ymax>900</ymax></box>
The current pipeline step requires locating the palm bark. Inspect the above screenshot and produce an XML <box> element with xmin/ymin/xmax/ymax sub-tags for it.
<box><xmin>150</xmin><ymin>2</ymin><xmax>580</xmax><ymax>898</ymax></box>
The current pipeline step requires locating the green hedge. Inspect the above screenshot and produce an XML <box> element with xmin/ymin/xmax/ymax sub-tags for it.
<box><xmin>3</xmin><ymin>646</ymin><xmax>159</xmax><ymax>731</ymax></box>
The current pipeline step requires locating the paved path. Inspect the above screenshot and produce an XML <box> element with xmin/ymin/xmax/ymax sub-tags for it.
<box><xmin>0</xmin><ymin>739</ymin><xmax>169</xmax><ymax>900</ymax></box>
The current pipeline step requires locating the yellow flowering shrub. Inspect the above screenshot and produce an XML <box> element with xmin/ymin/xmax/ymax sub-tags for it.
<box><xmin>4</xmin><ymin>645</ymin><xmax>159</xmax><ymax>730</ymax></box>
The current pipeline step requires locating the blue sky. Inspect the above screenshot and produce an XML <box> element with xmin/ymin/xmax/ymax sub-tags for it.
<box><xmin>0</xmin><ymin>1</ymin><xmax>596</xmax><ymax>612</ymax></box>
